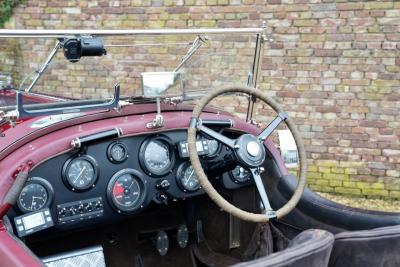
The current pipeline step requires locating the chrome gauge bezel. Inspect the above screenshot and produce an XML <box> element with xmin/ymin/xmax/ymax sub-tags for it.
<box><xmin>17</xmin><ymin>177</ymin><xmax>54</xmax><ymax>213</ymax></box>
<box><xmin>202</xmin><ymin>137</ymin><xmax>221</xmax><ymax>159</ymax></box>
<box><xmin>107</xmin><ymin>168</ymin><xmax>147</xmax><ymax>214</ymax></box>
<box><xmin>107</xmin><ymin>141</ymin><xmax>129</xmax><ymax>163</ymax></box>
<box><xmin>62</xmin><ymin>155</ymin><xmax>99</xmax><ymax>192</ymax></box>
<box><xmin>139</xmin><ymin>135</ymin><xmax>175</xmax><ymax>177</ymax></box>
<box><xmin>176</xmin><ymin>161</ymin><xmax>201</xmax><ymax>192</ymax></box>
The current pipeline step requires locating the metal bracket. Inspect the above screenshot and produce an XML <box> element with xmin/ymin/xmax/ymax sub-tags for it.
<box><xmin>15</xmin><ymin>83</ymin><xmax>120</xmax><ymax>120</ymax></box>
<box><xmin>146</xmin><ymin>98</ymin><xmax>164</xmax><ymax>129</ymax></box>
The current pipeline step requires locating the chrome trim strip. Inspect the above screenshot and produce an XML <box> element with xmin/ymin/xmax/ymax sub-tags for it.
<box><xmin>0</xmin><ymin>28</ymin><xmax>263</xmax><ymax>38</ymax></box>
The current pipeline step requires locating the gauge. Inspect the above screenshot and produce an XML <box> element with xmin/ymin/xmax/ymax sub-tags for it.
<box><xmin>17</xmin><ymin>177</ymin><xmax>53</xmax><ymax>213</ymax></box>
<box><xmin>140</xmin><ymin>136</ymin><xmax>174</xmax><ymax>176</ymax></box>
<box><xmin>176</xmin><ymin>162</ymin><xmax>200</xmax><ymax>192</ymax></box>
<box><xmin>206</xmin><ymin>139</ymin><xmax>220</xmax><ymax>157</ymax></box>
<box><xmin>229</xmin><ymin>165</ymin><xmax>251</xmax><ymax>183</ymax></box>
<box><xmin>62</xmin><ymin>155</ymin><xmax>99</xmax><ymax>191</ymax></box>
<box><xmin>107</xmin><ymin>169</ymin><xmax>146</xmax><ymax>213</ymax></box>
<box><xmin>107</xmin><ymin>142</ymin><xmax>128</xmax><ymax>163</ymax></box>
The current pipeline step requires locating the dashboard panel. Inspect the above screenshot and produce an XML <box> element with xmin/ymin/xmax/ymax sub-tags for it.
<box><xmin>9</xmin><ymin>130</ymin><xmax>253</xmax><ymax>233</ymax></box>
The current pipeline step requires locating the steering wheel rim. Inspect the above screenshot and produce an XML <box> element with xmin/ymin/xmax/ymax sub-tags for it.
<box><xmin>187</xmin><ymin>85</ymin><xmax>307</xmax><ymax>222</ymax></box>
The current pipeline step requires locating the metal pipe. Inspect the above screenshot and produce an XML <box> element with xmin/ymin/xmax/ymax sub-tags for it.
<box><xmin>0</xmin><ymin>28</ymin><xmax>263</xmax><ymax>38</ymax></box>
<box><xmin>25</xmin><ymin>41</ymin><xmax>61</xmax><ymax>92</ymax></box>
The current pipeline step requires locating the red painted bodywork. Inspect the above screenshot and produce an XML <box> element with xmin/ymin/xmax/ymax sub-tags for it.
<box><xmin>0</xmin><ymin>102</ymin><xmax>288</xmax><ymax>265</ymax></box>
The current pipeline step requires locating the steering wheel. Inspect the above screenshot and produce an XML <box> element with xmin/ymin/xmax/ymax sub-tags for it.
<box><xmin>187</xmin><ymin>86</ymin><xmax>307</xmax><ymax>222</ymax></box>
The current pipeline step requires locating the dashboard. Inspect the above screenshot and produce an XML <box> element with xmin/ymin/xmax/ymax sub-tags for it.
<box><xmin>9</xmin><ymin>130</ymin><xmax>253</xmax><ymax>235</ymax></box>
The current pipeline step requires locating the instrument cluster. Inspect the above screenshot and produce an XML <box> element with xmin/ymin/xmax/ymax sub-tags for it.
<box><xmin>13</xmin><ymin>130</ymin><xmax>253</xmax><ymax>231</ymax></box>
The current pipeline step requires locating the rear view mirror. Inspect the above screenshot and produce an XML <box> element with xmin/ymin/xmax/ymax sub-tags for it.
<box><xmin>141</xmin><ymin>72</ymin><xmax>183</xmax><ymax>97</ymax></box>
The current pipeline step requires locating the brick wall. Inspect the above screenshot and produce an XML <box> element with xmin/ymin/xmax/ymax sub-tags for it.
<box><xmin>1</xmin><ymin>0</ymin><xmax>399</xmax><ymax>199</ymax></box>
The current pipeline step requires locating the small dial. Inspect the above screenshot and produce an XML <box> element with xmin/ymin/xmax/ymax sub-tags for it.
<box><xmin>107</xmin><ymin>169</ymin><xmax>146</xmax><ymax>213</ymax></box>
<box><xmin>63</xmin><ymin>156</ymin><xmax>98</xmax><ymax>191</ymax></box>
<box><xmin>108</xmin><ymin>142</ymin><xmax>128</xmax><ymax>163</ymax></box>
<box><xmin>207</xmin><ymin>139</ymin><xmax>220</xmax><ymax>157</ymax></box>
<box><xmin>17</xmin><ymin>177</ymin><xmax>53</xmax><ymax>213</ymax></box>
<box><xmin>140</xmin><ymin>137</ymin><xmax>174</xmax><ymax>176</ymax></box>
<box><xmin>230</xmin><ymin>165</ymin><xmax>251</xmax><ymax>183</ymax></box>
<box><xmin>176</xmin><ymin>162</ymin><xmax>200</xmax><ymax>192</ymax></box>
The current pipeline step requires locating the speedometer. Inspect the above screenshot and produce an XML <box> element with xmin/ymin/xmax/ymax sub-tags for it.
<box><xmin>140</xmin><ymin>136</ymin><xmax>174</xmax><ymax>176</ymax></box>
<box><xmin>107</xmin><ymin>169</ymin><xmax>146</xmax><ymax>213</ymax></box>
<box><xmin>62</xmin><ymin>155</ymin><xmax>99</xmax><ymax>191</ymax></box>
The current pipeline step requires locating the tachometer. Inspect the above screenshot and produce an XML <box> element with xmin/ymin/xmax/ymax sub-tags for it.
<box><xmin>176</xmin><ymin>162</ymin><xmax>200</xmax><ymax>192</ymax></box>
<box><xmin>17</xmin><ymin>177</ymin><xmax>53</xmax><ymax>213</ymax></box>
<box><xmin>62</xmin><ymin>155</ymin><xmax>99</xmax><ymax>191</ymax></box>
<box><xmin>107</xmin><ymin>169</ymin><xmax>146</xmax><ymax>213</ymax></box>
<box><xmin>140</xmin><ymin>136</ymin><xmax>174</xmax><ymax>176</ymax></box>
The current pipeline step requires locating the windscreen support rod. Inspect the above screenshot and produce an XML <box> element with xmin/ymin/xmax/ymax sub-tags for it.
<box><xmin>174</xmin><ymin>35</ymin><xmax>207</xmax><ymax>72</ymax></box>
<box><xmin>25</xmin><ymin>40</ymin><xmax>62</xmax><ymax>92</ymax></box>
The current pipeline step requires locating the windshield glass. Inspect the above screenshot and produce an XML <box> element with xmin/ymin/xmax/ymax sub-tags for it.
<box><xmin>0</xmin><ymin>33</ymin><xmax>258</xmax><ymax>110</ymax></box>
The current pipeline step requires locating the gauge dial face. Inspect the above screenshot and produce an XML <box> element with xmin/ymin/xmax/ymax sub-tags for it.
<box><xmin>17</xmin><ymin>177</ymin><xmax>53</xmax><ymax>213</ymax></box>
<box><xmin>177</xmin><ymin>162</ymin><xmax>200</xmax><ymax>192</ymax></box>
<box><xmin>108</xmin><ymin>142</ymin><xmax>128</xmax><ymax>163</ymax></box>
<box><xmin>64</xmin><ymin>156</ymin><xmax>98</xmax><ymax>191</ymax></box>
<box><xmin>108</xmin><ymin>169</ymin><xmax>145</xmax><ymax>213</ymax></box>
<box><xmin>143</xmin><ymin>139</ymin><xmax>172</xmax><ymax>175</ymax></box>
<box><xmin>207</xmin><ymin>139</ymin><xmax>220</xmax><ymax>156</ymax></box>
<box><xmin>18</xmin><ymin>184</ymin><xmax>48</xmax><ymax>212</ymax></box>
<box><xmin>230</xmin><ymin>166</ymin><xmax>251</xmax><ymax>183</ymax></box>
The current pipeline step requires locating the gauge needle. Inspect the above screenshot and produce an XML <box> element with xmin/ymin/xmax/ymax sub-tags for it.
<box><xmin>74</xmin><ymin>167</ymin><xmax>86</xmax><ymax>183</ymax></box>
<box><xmin>185</xmin><ymin>169</ymin><xmax>195</xmax><ymax>185</ymax></box>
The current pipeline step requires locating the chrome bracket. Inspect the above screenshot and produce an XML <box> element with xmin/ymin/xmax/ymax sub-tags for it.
<box><xmin>146</xmin><ymin>98</ymin><xmax>164</xmax><ymax>129</ymax></box>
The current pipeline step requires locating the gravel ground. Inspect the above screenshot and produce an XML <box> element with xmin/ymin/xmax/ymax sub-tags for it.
<box><xmin>317</xmin><ymin>192</ymin><xmax>400</xmax><ymax>212</ymax></box>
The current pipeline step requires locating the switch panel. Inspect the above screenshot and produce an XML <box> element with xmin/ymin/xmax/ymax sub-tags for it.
<box><xmin>57</xmin><ymin>197</ymin><xmax>103</xmax><ymax>224</ymax></box>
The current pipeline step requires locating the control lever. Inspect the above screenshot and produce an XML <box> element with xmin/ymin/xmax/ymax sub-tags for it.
<box><xmin>155</xmin><ymin>192</ymin><xmax>169</xmax><ymax>205</ymax></box>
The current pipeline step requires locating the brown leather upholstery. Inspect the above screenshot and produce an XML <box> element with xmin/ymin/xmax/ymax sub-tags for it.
<box><xmin>233</xmin><ymin>229</ymin><xmax>334</xmax><ymax>267</ymax></box>
<box><xmin>329</xmin><ymin>225</ymin><xmax>400</xmax><ymax>267</ymax></box>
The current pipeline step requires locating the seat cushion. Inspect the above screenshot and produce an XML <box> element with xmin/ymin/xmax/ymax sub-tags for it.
<box><xmin>329</xmin><ymin>225</ymin><xmax>400</xmax><ymax>267</ymax></box>
<box><xmin>233</xmin><ymin>229</ymin><xmax>334</xmax><ymax>267</ymax></box>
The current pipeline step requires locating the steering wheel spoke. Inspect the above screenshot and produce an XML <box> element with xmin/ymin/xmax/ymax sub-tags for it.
<box><xmin>257</xmin><ymin>112</ymin><xmax>288</xmax><ymax>142</ymax></box>
<box><xmin>250</xmin><ymin>168</ymin><xmax>273</xmax><ymax>211</ymax></box>
<box><xmin>198</xmin><ymin>124</ymin><xmax>236</xmax><ymax>149</ymax></box>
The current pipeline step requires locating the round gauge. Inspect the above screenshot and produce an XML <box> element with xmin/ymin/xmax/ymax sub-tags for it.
<box><xmin>176</xmin><ymin>162</ymin><xmax>200</xmax><ymax>192</ymax></box>
<box><xmin>107</xmin><ymin>142</ymin><xmax>128</xmax><ymax>163</ymax></box>
<box><xmin>107</xmin><ymin>169</ymin><xmax>146</xmax><ymax>213</ymax></box>
<box><xmin>17</xmin><ymin>177</ymin><xmax>53</xmax><ymax>213</ymax></box>
<box><xmin>230</xmin><ymin>165</ymin><xmax>251</xmax><ymax>183</ymax></box>
<box><xmin>62</xmin><ymin>155</ymin><xmax>99</xmax><ymax>191</ymax></box>
<box><xmin>140</xmin><ymin>136</ymin><xmax>174</xmax><ymax>176</ymax></box>
<box><xmin>206</xmin><ymin>139</ymin><xmax>220</xmax><ymax>157</ymax></box>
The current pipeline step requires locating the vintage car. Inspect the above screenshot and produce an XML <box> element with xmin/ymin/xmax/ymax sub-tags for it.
<box><xmin>0</xmin><ymin>28</ymin><xmax>399</xmax><ymax>267</ymax></box>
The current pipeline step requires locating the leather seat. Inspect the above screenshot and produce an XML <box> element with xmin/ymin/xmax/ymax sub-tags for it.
<box><xmin>233</xmin><ymin>229</ymin><xmax>334</xmax><ymax>267</ymax></box>
<box><xmin>328</xmin><ymin>225</ymin><xmax>400</xmax><ymax>267</ymax></box>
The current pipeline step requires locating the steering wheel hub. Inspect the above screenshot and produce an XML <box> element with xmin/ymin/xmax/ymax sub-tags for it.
<box><xmin>247</xmin><ymin>141</ymin><xmax>260</xmax><ymax>157</ymax></box>
<box><xmin>235</xmin><ymin>134</ymin><xmax>265</xmax><ymax>168</ymax></box>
